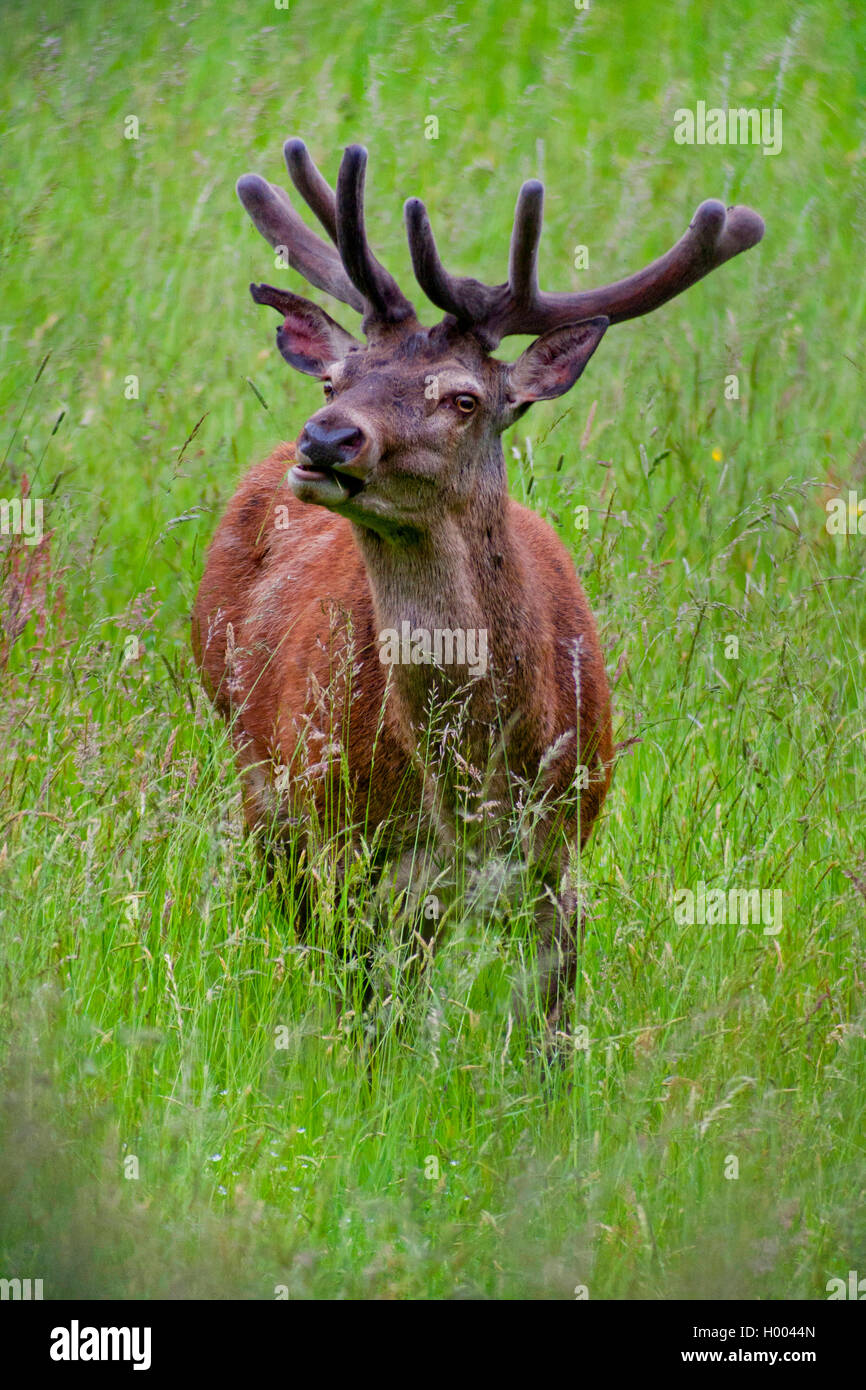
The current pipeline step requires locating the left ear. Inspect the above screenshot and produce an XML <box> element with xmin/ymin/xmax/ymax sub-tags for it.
<box><xmin>249</xmin><ymin>282</ymin><xmax>360</xmax><ymax>376</ymax></box>
<box><xmin>506</xmin><ymin>316</ymin><xmax>609</xmax><ymax>406</ymax></box>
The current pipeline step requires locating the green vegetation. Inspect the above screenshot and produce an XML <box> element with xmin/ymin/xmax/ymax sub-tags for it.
<box><xmin>1</xmin><ymin>0</ymin><xmax>864</xmax><ymax>1299</ymax></box>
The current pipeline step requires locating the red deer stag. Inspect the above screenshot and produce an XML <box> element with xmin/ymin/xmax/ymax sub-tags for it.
<box><xmin>193</xmin><ymin>139</ymin><xmax>763</xmax><ymax>1027</ymax></box>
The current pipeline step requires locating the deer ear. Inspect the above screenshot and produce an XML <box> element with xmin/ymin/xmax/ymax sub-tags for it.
<box><xmin>506</xmin><ymin>316</ymin><xmax>609</xmax><ymax>405</ymax></box>
<box><xmin>249</xmin><ymin>283</ymin><xmax>360</xmax><ymax>377</ymax></box>
<box><xmin>276</xmin><ymin>301</ymin><xmax>360</xmax><ymax>377</ymax></box>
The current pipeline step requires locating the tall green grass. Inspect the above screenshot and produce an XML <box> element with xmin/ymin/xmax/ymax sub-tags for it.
<box><xmin>0</xmin><ymin>0</ymin><xmax>864</xmax><ymax>1298</ymax></box>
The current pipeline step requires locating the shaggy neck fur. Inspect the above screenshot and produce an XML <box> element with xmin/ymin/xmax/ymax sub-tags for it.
<box><xmin>350</xmin><ymin>448</ymin><xmax>553</xmax><ymax>772</ymax></box>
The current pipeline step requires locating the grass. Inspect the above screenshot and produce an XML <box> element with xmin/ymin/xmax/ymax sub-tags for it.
<box><xmin>1</xmin><ymin>0</ymin><xmax>865</xmax><ymax>1299</ymax></box>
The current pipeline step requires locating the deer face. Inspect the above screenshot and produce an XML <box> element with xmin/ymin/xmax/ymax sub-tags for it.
<box><xmin>290</xmin><ymin>329</ymin><xmax>500</xmax><ymax>528</ymax></box>
<box><xmin>238</xmin><ymin>140</ymin><xmax>762</xmax><ymax>531</ymax></box>
<box><xmin>272</xmin><ymin>310</ymin><xmax>608</xmax><ymax>533</ymax></box>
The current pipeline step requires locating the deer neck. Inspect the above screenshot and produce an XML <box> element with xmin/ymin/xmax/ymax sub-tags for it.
<box><xmin>350</xmin><ymin>476</ymin><xmax>547</xmax><ymax>746</ymax></box>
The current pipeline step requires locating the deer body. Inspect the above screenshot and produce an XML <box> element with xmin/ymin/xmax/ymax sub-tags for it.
<box><xmin>193</xmin><ymin>139</ymin><xmax>763</xmax><ymax>1022</ymax></box>
<box><xmin>195</xmin><ymin>438</ymin><xmax>611</xmax><ymax>844</ymax></box>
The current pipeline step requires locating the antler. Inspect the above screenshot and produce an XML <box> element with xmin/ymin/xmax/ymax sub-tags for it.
<box><xmin>237</xmin><ymin>169</ymin><xmax>364</xmax><ymax>313</ymax></box>
<box><xmin>237</xmin><ymin>141</ymin><xmax>415</xmax><ymax>328</ymax></box>
<box><xmin>334</xmin><ymin>146</ymin><xmax>416</xmax><ymax>325</ymax></box>
<box><xmin>405</xmin><ymin>185</ymin><xmax>764</xmax><ymax>349</ymax></box>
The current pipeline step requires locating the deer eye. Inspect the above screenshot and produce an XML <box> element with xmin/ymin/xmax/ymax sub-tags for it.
<box><xmin>322</xmin><ymin>380</ymin><xmax>334</xmax><ymax>399</ymax></box>
<box><xmin>454</xmin><ymin>393</ymin><xmax>477</xmax><ymax>414</ymax></box>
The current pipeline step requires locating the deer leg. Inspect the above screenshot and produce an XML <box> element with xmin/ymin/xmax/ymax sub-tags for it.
<box><xmin>536</xmin><ymin>882</ymin><xmax>585</xmax><ymax>1034</ymax></box>
<box><xmin>507</xmin><ymin>872</ymin><xmax>584</xmax><ymax>1042</ymax></box>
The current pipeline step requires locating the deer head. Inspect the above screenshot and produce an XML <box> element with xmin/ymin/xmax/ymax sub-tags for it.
<box><xmin>237</xmin><ymin>141</ymin><xmax>763</xmax><ymax>538</ymax></box>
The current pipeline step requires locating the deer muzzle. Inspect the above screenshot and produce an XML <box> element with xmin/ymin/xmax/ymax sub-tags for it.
<box><xmin>292</xmin><ymin>418</ymin><xmax>369</xmax><ymax>504</ymax></box>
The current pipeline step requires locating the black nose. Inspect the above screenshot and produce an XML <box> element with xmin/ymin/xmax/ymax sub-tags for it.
<box><xmin>298</xmin><ymin>420</ymin><xmax>364</xmax><ymax>470</ymax></box>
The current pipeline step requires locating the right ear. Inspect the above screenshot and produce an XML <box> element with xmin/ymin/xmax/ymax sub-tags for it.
<box><xmin>249</xmin><ymin>283</ymin><xmax>359</xmax><ymax>377</ymax></box>
<box><xmin>505</xmin><ymin>316</ymin><xmax>609</xmax><ymax>407</ymax></box>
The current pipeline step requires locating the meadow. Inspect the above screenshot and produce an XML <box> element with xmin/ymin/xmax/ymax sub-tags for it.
<box><xmin>0</xmin><ymin>0</ymin><xmax>864</xmax><ymax>1299</ymax></box>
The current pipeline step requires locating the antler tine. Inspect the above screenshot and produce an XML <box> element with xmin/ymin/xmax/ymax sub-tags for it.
<box><xmin>236</xmin><ymin>173</ymin><xmax>365</xmax><ymax>313</ymax></box>
<box><xmin>336</xmin><ymin>145</ymin><xmax>416</xmax><ymax>327</ymax></box>
<box><xmin>508</xmin><ymin>180</ymin><xmax>544</xmax><ymax>307</ymax></box>
<box><xmin>284</xmin><ymin>138</ymin><xmax>339</xmax><ymax>245</ymax></box>
<box><xmin>404</xmin><ymin>196</ymin><xmax>506</xmax><ymax>337</ymax></box>
<box><xmin>509</xmin><ymin>198</ymin><xmax>766</xmax><ymax>338</ymax></box>
<box><xmin>404</xmin><ymin>198</ymin><xmax>464</xmax><ymax>317</ymax></box>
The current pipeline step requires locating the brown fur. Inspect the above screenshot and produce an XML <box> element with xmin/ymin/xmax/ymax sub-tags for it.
<box><xmin>193</xmin><ymin>407</ymin><xmax>612</xmax><ymax>1035</ymax></box>
<box><xmin>193</xmin><ymin>439</ymin><xmax>612</xmax><ymax>849</ymax></box>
